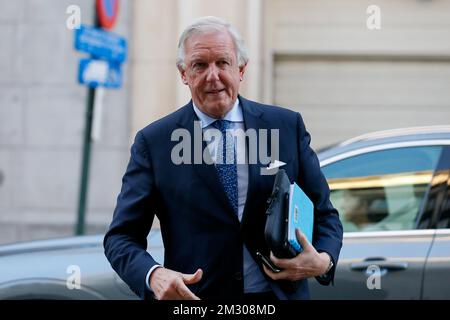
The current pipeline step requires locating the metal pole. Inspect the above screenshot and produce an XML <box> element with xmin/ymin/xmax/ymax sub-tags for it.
<box><xmin>75</xmin><ymin>87</ymin><xmax>96</xmax><ymax>235</ymax></box>
<box><xmin>75</xmin><ymin>8</ymin><xmax>100</xmax><ymax>235</ymax></box>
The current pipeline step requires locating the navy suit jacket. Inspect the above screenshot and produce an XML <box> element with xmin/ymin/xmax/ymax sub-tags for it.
<box><xmin>104</xmin><ymin>96</ymin><xmax>343</xmax><ymax>300</ymax></box>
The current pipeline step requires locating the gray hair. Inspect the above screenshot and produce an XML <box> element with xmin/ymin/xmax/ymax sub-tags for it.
<box><xmin>176</xmin><ymin>16</ymin><xmax>249</xmax><ymax>70</ymax></box>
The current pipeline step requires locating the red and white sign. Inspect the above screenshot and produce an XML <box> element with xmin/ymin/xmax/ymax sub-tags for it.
<box><xmin>96</xmin><ymin>0</ymin><xmax>119</xmax><ymax>30</ymax></box>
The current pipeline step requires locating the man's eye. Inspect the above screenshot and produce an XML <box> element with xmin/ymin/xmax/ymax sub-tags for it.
<box><xmin>193</xmin><ymin>62</ymin><xmax>206</xmax><ymax>69</ymax></box>
<box><xmin>218</xmin><ymin>60</ymin><xmax>229</xmax><ymax>66</ymax></box>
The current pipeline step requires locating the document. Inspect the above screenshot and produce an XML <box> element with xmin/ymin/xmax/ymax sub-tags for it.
<box><xmin>287</xmin><ymin>182</ymin><xmax>314</xmax><ymax>253</ymax></box>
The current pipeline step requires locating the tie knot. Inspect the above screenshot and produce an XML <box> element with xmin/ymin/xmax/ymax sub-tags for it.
<box><xmin>213</xmin><ymin>119</ymin><xmax>232</xmax><ymax>133</ymax></box>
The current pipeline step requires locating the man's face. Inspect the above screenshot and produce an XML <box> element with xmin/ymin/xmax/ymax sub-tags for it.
<box><xmin>178</xmin><ymin>29</ymin><xmax>247</xmax><ymax>118</ymax></box>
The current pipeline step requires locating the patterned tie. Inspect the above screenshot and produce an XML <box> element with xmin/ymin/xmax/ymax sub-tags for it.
<box><xmin>213</xmin><ymin>119</ymin><xmax>238</xmax><ymax>215</ymax></box>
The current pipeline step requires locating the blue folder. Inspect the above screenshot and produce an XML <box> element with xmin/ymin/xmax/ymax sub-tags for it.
<box><xmin>287</xmin><ymin>182</ymin><xmax>314</xmax><ymax>253</ymax></box>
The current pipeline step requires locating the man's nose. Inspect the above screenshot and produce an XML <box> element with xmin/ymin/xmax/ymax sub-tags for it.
<box><xmin>205</xmin><ymin>64</ymin><xmax>220</xmax><ymax>82</ymax></box>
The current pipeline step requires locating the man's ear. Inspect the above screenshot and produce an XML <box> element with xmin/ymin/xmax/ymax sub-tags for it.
<box><xmin>239</xmin><ymin>62</ymin><xmax>248</xmax><ymax>81</ymax></box>
<box><xmin>178</xmin><ymin>65</ymin><xmax>188</xmax><ymax>85</ymax></box>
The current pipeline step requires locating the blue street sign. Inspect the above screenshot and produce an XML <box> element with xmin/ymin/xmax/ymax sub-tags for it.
<box><xmin>75</xmin><ymin>24</ymin><xmax>127</xmax><ymax>63</ymax></box>
<box><xmin>78</xmin><ymin>58</ymin><xmax>122</xmax><ymax>88</ymax></box>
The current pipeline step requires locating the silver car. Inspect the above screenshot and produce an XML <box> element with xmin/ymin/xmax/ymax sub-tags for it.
<box><xmin>311</xmin><ymin>126</ymin><xmax>450</xmax><ymax>299</ymax></box>
<box><xmin>0</xmin><ymin>232</ymin><xmax>164</xmax><ymax>299</ymax></box>
<box><xmin>1</xmin><ymin>126</ymin><xmax>449</xmax><ymax>299</ymax></box>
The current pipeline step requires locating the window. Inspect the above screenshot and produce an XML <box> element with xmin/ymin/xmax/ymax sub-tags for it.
<box><xmin>322</xmin><ymin>146</ymin><xmax>443</xmax><ymax>232</ymax></box>
<box><xmin>436</xmin><ymin>177</ymin><xmax>450</xmax><ymax>229</ymax></box>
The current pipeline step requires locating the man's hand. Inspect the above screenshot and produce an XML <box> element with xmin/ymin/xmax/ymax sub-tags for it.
<box><xmin>262</xmin><ymin>229</ymin><xmax>330</xmax><ymax>281</ymax></box>
<box><xmin>149</xmin><ymin>267</ymin><xmax>203</xmax><ymax>300</ymax></box>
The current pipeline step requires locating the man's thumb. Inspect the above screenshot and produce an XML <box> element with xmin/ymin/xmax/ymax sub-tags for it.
<box><xmin>182</xmin><ymin>268</ymin><xmax>203</xmax><ymax>284</ymax></box>
<box><xmin>296</xmin><ymin>228</ymin><xmax>311</xmax><ymax>250</ymax></box>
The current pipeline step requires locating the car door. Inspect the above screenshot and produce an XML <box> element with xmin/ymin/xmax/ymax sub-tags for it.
<box><xmin>422</xmin><ymin>146</ymin><xmax>450</xmax><ymax>299</ymax></box>
<box><xmin>309</xmin><ymin>144</ymin><xmax>445</xmax><ymax>299</ymax></box>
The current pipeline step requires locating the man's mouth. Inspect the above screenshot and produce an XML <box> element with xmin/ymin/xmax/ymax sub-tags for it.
<box><xmin>205</xmin><ymin>88</ymin><xmax>225</xmax><ymax>94</ymax></box>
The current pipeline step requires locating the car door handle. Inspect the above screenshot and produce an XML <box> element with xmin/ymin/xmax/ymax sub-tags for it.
<box><xmin>351</xmin><ymin>258</ymin><xmax>408</xmax><ymax>274</ymax></box>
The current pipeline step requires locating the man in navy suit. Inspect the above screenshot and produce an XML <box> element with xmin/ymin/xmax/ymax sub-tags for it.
<box><xmin>104</xmin><ymin>16</ymin><xmax>343</xmax><ymax>300</ymax></box>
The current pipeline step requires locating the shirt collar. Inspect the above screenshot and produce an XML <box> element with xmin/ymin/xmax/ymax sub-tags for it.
<box><xmin>192</xmin><ymin>99</ymin><xmax>243</xmax><ymax>129</ymax></box>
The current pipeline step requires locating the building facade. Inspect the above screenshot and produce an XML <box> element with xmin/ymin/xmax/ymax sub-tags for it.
<box><xmin>1</xmin><ymin>0</ymin><xmax>449</xmax><ymax>244</ymax></box>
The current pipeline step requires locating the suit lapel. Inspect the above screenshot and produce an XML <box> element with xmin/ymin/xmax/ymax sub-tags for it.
<box><xmin>239</xmin><ymin>96</ymin><xmax>269</xmax><ymax>227</ymax></box>
<box><xmin>176</xmin><ymin>101</ymin><xmax>239</xmax><ymax>222</ymax></box>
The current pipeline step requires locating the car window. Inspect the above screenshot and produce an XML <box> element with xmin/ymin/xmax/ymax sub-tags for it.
<box><xmin>436</xmin><ymin>184</ymin><xmax>450</xmax><ymax>228</ymax></box>
<box><xmin>322</xmin><ymin>146</ymin><xmax>443</xmax><ymax>232</ymax></box>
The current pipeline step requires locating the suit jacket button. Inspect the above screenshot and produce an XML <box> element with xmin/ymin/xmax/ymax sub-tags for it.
<box><xmin>234</xmin><ymin>271</ymin><xmax>242</xmax><ymax>281</ymax></box>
